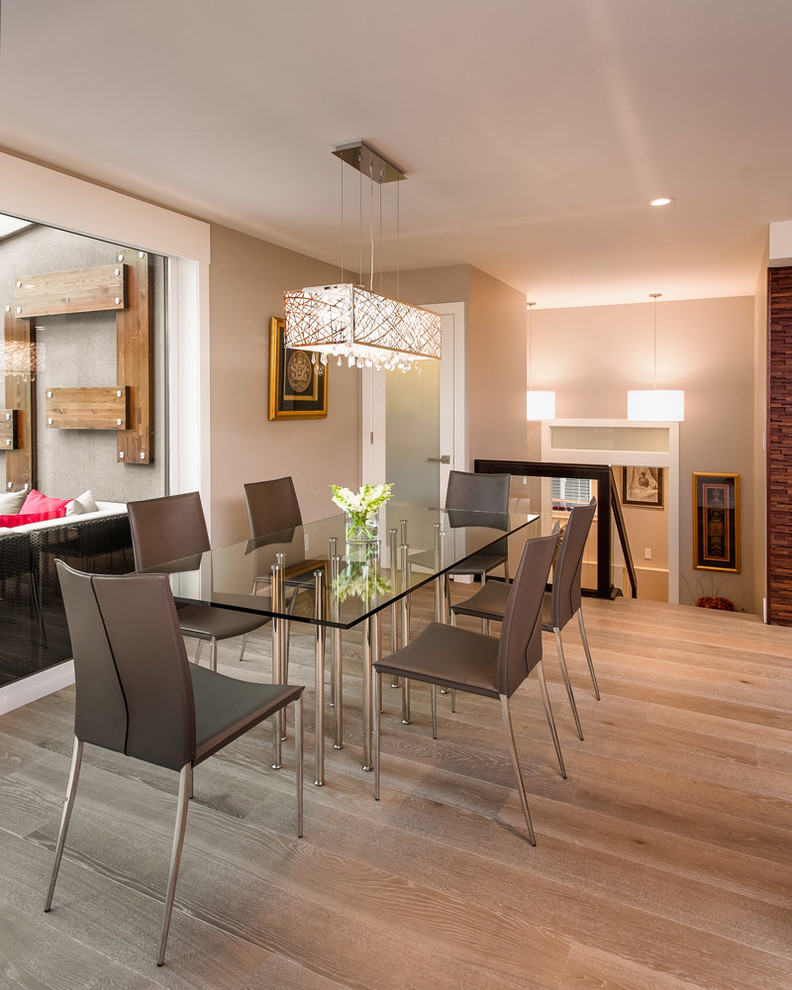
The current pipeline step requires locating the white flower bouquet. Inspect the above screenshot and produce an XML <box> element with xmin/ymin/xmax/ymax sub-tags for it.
<box><xmin>330</xmin><ymin>482</ymin><xmax>394</xmax><ymax>542</ymax></box>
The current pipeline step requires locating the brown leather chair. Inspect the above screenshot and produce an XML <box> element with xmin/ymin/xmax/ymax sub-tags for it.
<box><xmin>444</xmin><ymin>469</ymin><xmax>511</xmax><ymax>583</ymax></box>
<box><xmin>373</xmin><ymin>530</ymin><xmax>562</xmax><ymax>844</ymax></box>
<box><xmin>46</xmin><ymin>561</ymin><xmax>304</xmax><ymax>966</ymax></box>
<box><xmin>127</xmin><ymin>492</ymin><xmax>269</xmax><ymax>670</ymax></box>
<box><xmin>450</xmin><ymin>498</ymin><xmax>600</xmax><ymax>741</ymax></box>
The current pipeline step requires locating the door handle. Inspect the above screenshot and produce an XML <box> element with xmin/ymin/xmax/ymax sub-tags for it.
<box><xmin>427</xmin><ymin>455</ymin><xmax>451</xmax><ymax>464</ymax></box>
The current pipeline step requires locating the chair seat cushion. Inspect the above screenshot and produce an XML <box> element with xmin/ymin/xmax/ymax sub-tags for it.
<box><xmin>447</xmin><ymin>550</ymin><xmax>507</xmax><ymax>577</ymax></box>
<box><xmin>176</xmin><ymin>602</ymin><xmax>270</xmax><ymax>641</ymax></box>
<box><xmin>190</xmin><ymin>664</ymin><xmax>303</xmax><ymax>763</ymax></box>
<box><xmin>450</xmin><ymin>579</ymin><xmax>510</xmax><ymax>620</ymax></box>
<box><xmin>374</xmin><ymin>621</ymin><xmax>500</xmax><ymax>699</ymax></box>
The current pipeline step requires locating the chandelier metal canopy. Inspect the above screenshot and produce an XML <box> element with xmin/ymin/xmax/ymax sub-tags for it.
<box><xmin>283</xmin><ymin>141</ymin><xmax>442</xmax><ymax>371</ymax></box>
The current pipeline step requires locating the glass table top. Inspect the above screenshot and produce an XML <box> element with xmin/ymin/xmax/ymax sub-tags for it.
<box><xmin>150</xmin><ymin>502</ymin><xmax>540</xmax><ymax>630</ymax></box>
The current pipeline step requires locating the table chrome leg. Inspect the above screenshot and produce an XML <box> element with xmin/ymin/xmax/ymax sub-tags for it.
<box><xmin>400</xmin><ymin>543</ymin><xmax>411</xmax><ymax>723</ymax></box>
<box><xmin>314</xmin><ymin>568</ymin><xmax>326</xmax><ymax>785</ymax></box>
<box><xmin>331</xmin><ymin>551</ymin><xmax>343</xmax><ymax>750</ymax></box>
<box><xmin>270</xmin><ymin>562</ymin><xmax>284</xmax><ymax>769</ymax></box>
<box><xmin>362</xmin><ymin>616</ymin><xmax>374</xmax><ymax>770</ymax></box>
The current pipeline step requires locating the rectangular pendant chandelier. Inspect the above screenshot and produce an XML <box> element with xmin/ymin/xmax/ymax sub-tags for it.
<box><xmin>284</xmin><ymin>283</ymin><xmax>441</xmax><ymax>370</ymax></box>
<box><xmin>283</xmin><ymin>141</ymin><xmax>442</xmax><ymax>371</ymax></box>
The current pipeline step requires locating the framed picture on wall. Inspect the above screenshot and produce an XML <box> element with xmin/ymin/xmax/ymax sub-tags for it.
<box><xmin>622</xmin><ymin>466</ymin><xmax>664</xmax><ymax>508</ymax></box>
<box><xmin>268</xmin><ymin>316</ymin><xmax>328</xmax><ymax>420</ymax></box>
<box><xmin>692</xmin><ymin>472</ymin><xmax>740</xmax><ymax>572</ymax></box>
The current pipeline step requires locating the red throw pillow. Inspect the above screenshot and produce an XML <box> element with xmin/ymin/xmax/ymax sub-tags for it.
<box><xmin>19</xmin><ymin>489</ymin><xmax>73</xmax><ymax>515</ymax></box>
<box><xmin>0</xmin><ymin>508</ymin><xmax>67</xmax><ymax>527</ymax></box>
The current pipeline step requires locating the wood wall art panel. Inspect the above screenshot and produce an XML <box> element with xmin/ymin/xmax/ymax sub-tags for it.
<box><xmin>2</xmin><ymin>307</ymin><xmax>35</xmax><ymax>492</ymax></box>
<box><xmin>115</xmin><ymin>249</ymin><xmax>153</xmax><ymax>464</ymax></box>
<box><xmin>0</xmin><ymin>409</ymin><xmax>19</xmax><ymax>451</ymax></box>
<box><xmin>13</xmin><ymin>264</ymin><xmax>126</xmax><ymax>318</ymax></box>
<box><xmin>766</xmin><ymin>266</ymin><xmax>792</xmax><ymax>626</ymax></box>
<box><xmin>44</xmin><ymin>387</ymin><xmax>128</xmax><ymax>430</ymax></box>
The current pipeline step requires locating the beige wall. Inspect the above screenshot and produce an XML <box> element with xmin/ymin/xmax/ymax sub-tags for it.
<box><xmin>208</xmin><ymin>224</ymin><xmax>361</xmax><ymax>544</ymax></box>
<box><xmin>467</xmin><ymin>267</ymin><xmax>528</xmax><ymax>468</ymax></box>
<box><xmin>528</xmin><ymin>296</ymin><xmax>757</xmax><ymax>611</ymax></box>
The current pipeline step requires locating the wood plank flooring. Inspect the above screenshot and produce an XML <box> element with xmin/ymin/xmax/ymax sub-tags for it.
<box><xmin>0</xmin><ymin>589</ymin><xmax>790</xmax><ymax>989</ymax></box>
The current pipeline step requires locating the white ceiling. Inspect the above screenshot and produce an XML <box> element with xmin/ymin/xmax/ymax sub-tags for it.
<box><xmin>1</xmin><ymin>0</ymin><xmax>790</xmax><ymax>309</ymax></box>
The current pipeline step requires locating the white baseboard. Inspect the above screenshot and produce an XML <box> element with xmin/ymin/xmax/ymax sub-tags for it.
<box><xmin>0</xmin><ymin>661</ymin><xmax>74</xmax><ymax>716</ymax></box>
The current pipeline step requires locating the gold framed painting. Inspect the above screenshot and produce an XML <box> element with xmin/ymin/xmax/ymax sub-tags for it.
<box><xmin>268</xmin><ymin>316</ymin><xmax>328</xmax><ymax>420</ymax></box>
<box><xmin>692</xmin><ymin>472</ymin><xmax>740</xmax><ymax>572</ymax></box>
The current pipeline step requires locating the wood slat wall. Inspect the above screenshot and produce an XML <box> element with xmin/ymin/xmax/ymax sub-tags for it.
<box><xmin>767</xmin><ymin>266</ymin><xmax>792</xmax><ymax>625</ymax></box>
<box><xmin>13</xmin><ymin>264</ymin><xmax>126</xmax><ymax>318</ymax></box>
<box><xmin>44</xmin><ymin>387</ymin><xmax>128</xmax><ymax>430</ymax></box>
<box><xmin>2</xmin><ymin>308</ymin><xmax>35</xmax><ymax>492</ymax></box>
<box><xmin>115</xmin><ymin>249</ymin><xmax>153</xmax><ymax>464</ymax></box>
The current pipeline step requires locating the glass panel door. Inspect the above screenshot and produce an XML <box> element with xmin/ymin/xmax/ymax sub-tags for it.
<box><xmin>385</xmin><ymin>359</ymin><xmax>441</xmax><ymax>506</ymax></box>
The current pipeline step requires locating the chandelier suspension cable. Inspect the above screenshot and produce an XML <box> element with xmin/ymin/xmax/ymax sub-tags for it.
<box><xmin>368</xmin><ymin>156</ymin><xmax>376</xmax><ymax>291</ymax></box>
<box><xmin>339</xmin><ymin>155</ymin><xmax>345</xmax><ymax>284</ymax></box>
<box><xmin>527</xmin><ymin>301</ymin><xmax>535</xmax><ymax>390</ymax></box>
<box><xmin>396</xmin><ymin>177</ymin><xmax>401</xmax><ymax>302</ymax></box>
<box><xmin>650</xmin><ymin>292</ymin><xmax>661</xmax><ymax>389</ymax></box>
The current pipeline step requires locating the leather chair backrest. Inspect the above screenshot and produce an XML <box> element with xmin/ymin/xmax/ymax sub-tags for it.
<box><xmin>127</xmin><ymin>492</ymin><xmax>210</xmax><ymax>571</ymax></box>
<box><xmin>445</xmin><ymin>470</ymin><xmax>510</xmax><ymax>514</ymax></box>
<box><xmin>57</xmin><ymin>561</ymin><xmax>196</xmax><ymax>771</ymax></box>
<box><xmin>497</xmin><ymin>530</ymin><xmax>559</xmax><ymax>697</ymax></box>
<box><xmin>551</xmin><ymin>497</ymin><xmax>597</xmax><ymax>629</ymax></box>
<box><xmin>243</xmin><ymin>477</ymin><xmax>302</xmax><ymax>543</ymax></box>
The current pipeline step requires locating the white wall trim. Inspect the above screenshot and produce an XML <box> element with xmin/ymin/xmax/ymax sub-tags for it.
<box><xmin>0</xmin><ymin>151</ymin><xmax>210</xmax><ymax>262</ymax></box>
<box><xmin>0</xmin><ymin>661</ymin><xmax>74</xmax><ymax>716</ymax></box>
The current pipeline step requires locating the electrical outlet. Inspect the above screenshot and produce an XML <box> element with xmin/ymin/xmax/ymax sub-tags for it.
<box><xmin>644</xmin><ymin>547</ymin><xmax>652</xmax><ymax>560</ymax></box>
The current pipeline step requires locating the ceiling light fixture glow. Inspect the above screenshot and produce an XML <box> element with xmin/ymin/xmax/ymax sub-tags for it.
<box><xmin>627</xmin><ymin>293</ymin><xmax>684</xmax><ymax>422</ymax></box>
<box><xmin>649</xmin><ymin>197</ymin><xmax>675</xmax><ymax>207</ymax></box>
<box><xmin>526</xmin><ymin>301</ymin><xmax>556</xmax><ymax>421</ymax></box>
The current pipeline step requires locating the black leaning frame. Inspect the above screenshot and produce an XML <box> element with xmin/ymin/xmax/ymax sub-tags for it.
<box><xmin>475</xmin><ymin>459</ymin><xmax>617</xmax><ymax>599</ymax></box>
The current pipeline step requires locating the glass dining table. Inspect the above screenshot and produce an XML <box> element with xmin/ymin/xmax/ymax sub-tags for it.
<box><xmin>148</xmin><ymin>502</ymin><xmax>540</xmax><ymax>785</ymax></box>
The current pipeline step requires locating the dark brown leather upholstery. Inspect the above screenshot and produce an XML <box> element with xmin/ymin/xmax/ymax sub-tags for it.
<box><xmin>450</xmin><ymin>500</ymin><xmax>601</xmax><ymax>727</ymax></box>
<box><xmin>127</xmin><ymin>492</ymin><xmax>268</xmax><ymax>666</ymax></box>
<box><xmin>57</xmin><ymin>563</ymin><xmax>302</xmax><ymax>770</ymax></box>
<box><xmin>244</xmin><ymin>476</ymin><xmax>302</xmax><ymax>542</ymax></box>
<box><xmin>444</xmin><ymin>470</ymin><xmax>510</xmax><ymax>579</ymax></box>
<box><xmin>48</xmin><ymin>561</ymin><xmax>304</xmax><ymax>965</ymax></box>
<box><xmin>373</xmin><ymin>531</ymin><xmax>560</xmax><ymax>842</ymax></box>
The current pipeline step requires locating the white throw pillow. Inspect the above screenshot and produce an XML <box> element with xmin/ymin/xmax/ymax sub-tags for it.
<box><xmin>0</xmin><ymin>489</ymin><xmax>27</xmax><ymax>514</ymax></box>
<box><xmin>65</xmin><ymin>490</ymin><xmax>100</xmax><ymax>516</ymax></box>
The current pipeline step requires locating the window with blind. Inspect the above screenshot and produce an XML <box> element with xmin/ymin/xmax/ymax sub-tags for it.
<box><xmin>552</xmin><ymin>477</ymin><xmax>592</xmax><ymax>504</ymax></box>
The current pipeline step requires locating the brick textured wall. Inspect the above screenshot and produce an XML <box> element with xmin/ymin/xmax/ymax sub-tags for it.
<box><xmin>767</xmin><ymin>266</ymin><xmax>792</xmax><ymax>625</ymax></box>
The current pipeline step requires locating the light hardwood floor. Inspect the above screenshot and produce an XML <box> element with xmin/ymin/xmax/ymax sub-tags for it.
<box><xmin>0</xmin><ymin>588</ymin><xmax>790</xmax><ymax>989</ymax></box>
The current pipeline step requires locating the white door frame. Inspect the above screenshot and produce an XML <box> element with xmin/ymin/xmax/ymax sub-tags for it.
<box><xmin>361</xmin><ymin>302</ymin><xmax>466</xmax><ymax>500</ymax></box>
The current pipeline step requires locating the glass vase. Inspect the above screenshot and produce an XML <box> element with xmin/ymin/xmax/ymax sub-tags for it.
<box><xmin>345</xmin><ymin>512</ymin><xmax>379</xmax><ymax>561</ymax></box>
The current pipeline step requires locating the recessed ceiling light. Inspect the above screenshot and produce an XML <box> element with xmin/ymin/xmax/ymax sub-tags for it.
<box><xmin>649</xmin><ymin>197</ymin><xmax>675</xmax><ymax>207</ymax></box>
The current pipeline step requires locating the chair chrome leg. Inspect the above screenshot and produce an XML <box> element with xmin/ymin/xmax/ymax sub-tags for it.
<box><xmin>430</xmin><ymin>684</ymin><xmax>438</xmax><ymax>739</ymax></box>
<box><xmin>451</xmin><ymin>688</ymin><xmax>456</xmax><ymax>712</ymax></box>
<box><xmin>238</xmin><ymin>633</ymin><xmax>249</xmax><ymax>662</ymax></box>
<box><xmin>499</xmin><ymin>695</ymin><xmax>536</xmax><ymax>845</ymax></box>
<box><xmin>401</xmin><ymin>679</ymin><xmax>411</xmax><ymax>724</ymax></box>
<box><xmin>373</xmin><ymin>665</ymin><xmax>382</xmax><ymax>801</ymax></box>
<box><xmin>194</xmin><ymin>639</ymin><xmax>203</xmax><ymax>664</ymax></box>
<box><xmin>536</xmin><ymin>661</ymin><xmax>567</xmax><ymax>779</ymax></box>
<box><xmin>210</xmin><ymin>637</ymin><xmax>218</xmax><ymax>673</ymax></box>
<box><xmin>553</xmin><ymin>629</ymin><xmax>583</xmax><ymax>740</ymax></box>
<box><xmin>157</xmin><ymin>763</ymin><xmax>192</xmax><ymax>967</ymax></box>
<box><xmin>44</xmin><ymin>736</ymin><xmax>83</xmax><ymax>912</ymax></box>
<box><xmin>577</xmin><ymin>609</ymin><xmax>600</xmax><ymax>700</ymax></box>
<box><xmin>294</xmin><ymin>695</ymin><xmax>304</xmax><ymax>837</ymax></box>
